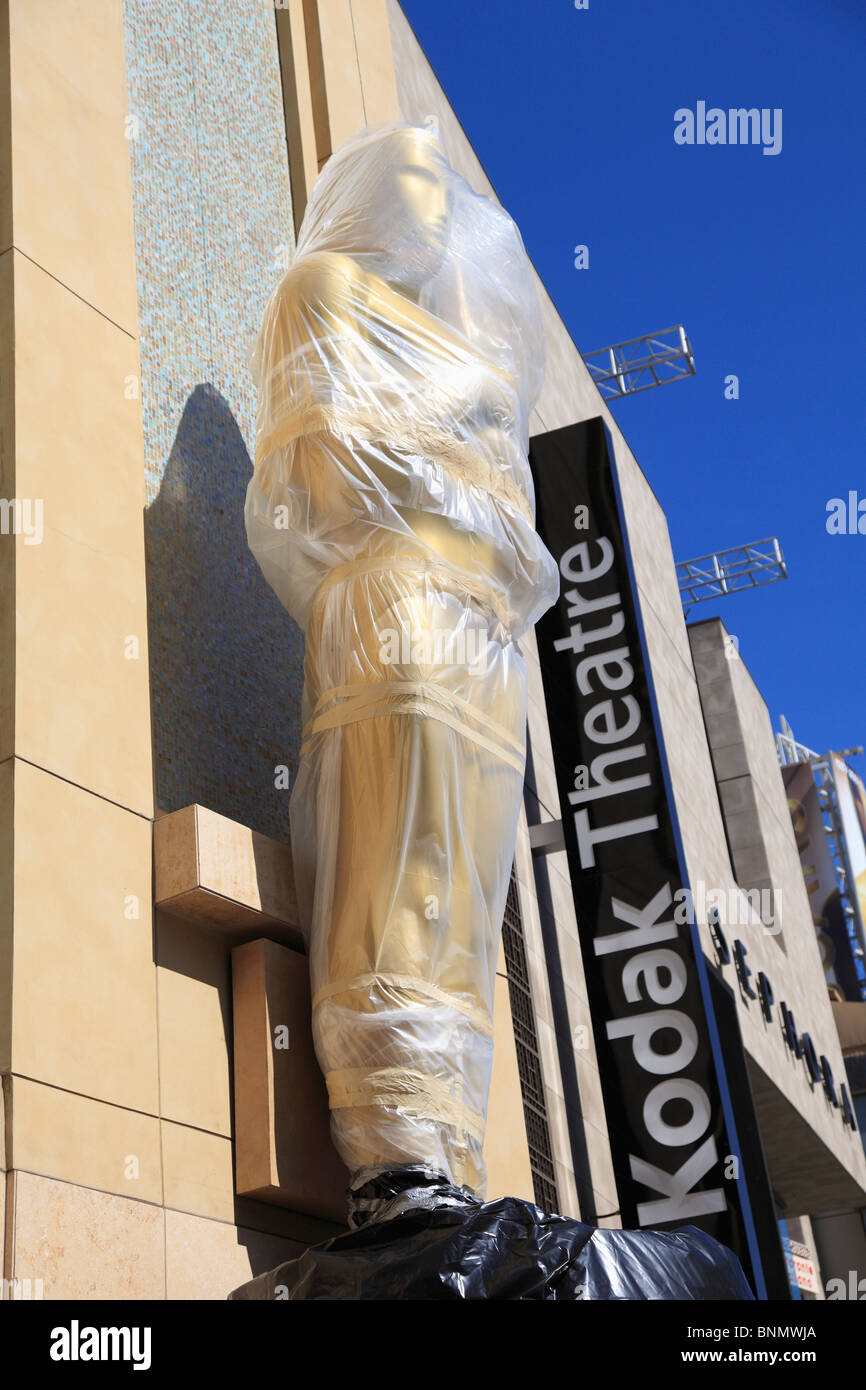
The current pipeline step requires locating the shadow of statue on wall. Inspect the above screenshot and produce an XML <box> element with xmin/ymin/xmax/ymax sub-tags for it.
<box><xmin>145</xmin><ymin>382</ymin><xmax>304</xmax><ymax>842</ymax></box>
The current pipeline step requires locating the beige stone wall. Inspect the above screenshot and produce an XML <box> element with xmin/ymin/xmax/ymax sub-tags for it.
<box><xmin>278</xmin><ymin>0</ymin><xmax>400</xmax><ymax>229</ymax></box>
<box><xmin>1</xmin><ymin>0</ymin><xmax>158</xmax><ymax>1298</ymax></box>
<box><xmin>0</xmin><ymin>0</ymin><xmax>338</xmax><ymax>1300</ymax></box>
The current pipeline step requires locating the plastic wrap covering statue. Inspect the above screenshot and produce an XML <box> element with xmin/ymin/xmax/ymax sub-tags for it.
<box><xmin>245</xmin><ymin>120</ymin><xmax>559</xmax><ymax>1200</ymax></box>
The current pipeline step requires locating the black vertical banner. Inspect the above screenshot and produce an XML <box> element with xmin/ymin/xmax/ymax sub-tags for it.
<box><xmin>529</xmin><ymin>418</ymin><xmax>763</xmax><ymax>1292</ymax></box>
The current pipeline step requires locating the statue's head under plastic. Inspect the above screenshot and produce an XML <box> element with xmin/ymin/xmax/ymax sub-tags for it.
<box><xmin>297</xmin><ymin>122</ymin><xmax>454</xmax><ymax>291</ymax></box>
<box><xmin>291</xmin><ymin>120</ymin><xmax>545</xmax><ymax>411</ymax></box>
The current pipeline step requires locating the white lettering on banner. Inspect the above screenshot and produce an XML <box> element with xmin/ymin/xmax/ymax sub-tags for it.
<box><xmin>630</xmin><ymin>1136</ymin><xmax>726</xmax><ymax>1224</ymax></box>
<box><xmin>560</xmin><ymin>536</ymin><xmax>615</xmax><ymax>584</ymax></box>
<box><xmin>574</xmin><ymin>809</ymin><xmax>659</xmax><ymax>868</ymax></box>
<box><xmin>606</xmin><ymin>1008</ymin><xmax>699</xmax><ymax>1075</ymax></box>
<box><xmin>594</xmin><ymin>882</ymin><xmax>724</xmax><ymax>1225</ymax></box>
<box><xmin>622</xmin><ymin>949</ymin><xmax>688</xmax><ymax>1006</ymax></box>
<box><xmin>568</xmin><ymin>744</ymin><xmax>651</xmax><ymax>806</ymax></box>
<box><xmin>584</xmin><ymin>694</ymin><xmax>642</xmax><ymax>745</ymax></box>
<box><xmin>593</xmin><ymin>883</ymin><xmax>678</xmax><ymax>957</ymax></box>
<box><xmin>548</xmin><ymin>516</ymin><xmax>727</xmax><ymax>1228</ymax></box>
<box><xmin>555</xmin><ymin>609</ymin><xmax>625</xmax><ymax>656</ymax></box>
<box><xmin>576</xmin><ymin>648</ymin><xmax>634</xmax><ymax>696</ymax></box>
<box><xmin>563</xmin><ymin>586</ymin><xmax>621</xmax><ymax>621</ymax></box>
<box><xmin>643</xmin><ymin>1078</ymin><xmax>712</xmax><ymax>1147</ymax></box>
<box><xmin>554</xmin><ymin>536</ymin><xmax>659</xmax><ymax>866</ymax></box>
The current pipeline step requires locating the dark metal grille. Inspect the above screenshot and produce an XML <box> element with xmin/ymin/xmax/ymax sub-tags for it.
<box><xmin>500</xmin><ymin>866</ymin><xmax>560</xmax><ymax>1214</ymax></box>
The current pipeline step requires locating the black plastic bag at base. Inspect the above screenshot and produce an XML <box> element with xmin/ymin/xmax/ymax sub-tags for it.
<box><xmin>229</xmin><ymin>1167</ymin><xmax>754</xmax><ymax>1301</ymax></box>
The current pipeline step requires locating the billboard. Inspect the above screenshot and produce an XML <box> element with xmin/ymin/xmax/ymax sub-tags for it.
<box><xmin>529</xmin><ymin>418</ymin><xmax>766</xmax><ymax>1293</ymax></box>
<box><xmin>833</xmin><ymin>757</ymin><xmax>866</xmax><ymax>993</ymax></box>
<box><xmin>782</xmin><ymin>757</ymin><xmax>866</xmax><ymax>1001</ymax></box>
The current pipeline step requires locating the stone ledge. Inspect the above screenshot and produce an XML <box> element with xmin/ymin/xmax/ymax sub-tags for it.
<box><xmin>154</xmin><ymin>804</ymin><xmax>301</xmax><ymax>943</ymax></box>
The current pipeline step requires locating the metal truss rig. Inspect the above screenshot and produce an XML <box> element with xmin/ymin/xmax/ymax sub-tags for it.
<box><xmin>677</xmin><ymin>537</ymin><xmax>787</xmax><ymax>612</ymax></box>
<box><xmin>583</xmin><ymin>325</ymin><xmax>696</xmax><ymax>400</ymax></box>
<box><xmin>775</xmin><ymin>716</ymin><xmax>819</xmax><ymax>768</ymax></box>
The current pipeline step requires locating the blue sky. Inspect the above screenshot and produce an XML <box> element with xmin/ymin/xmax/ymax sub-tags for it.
<box><xmin>402</xmin><ymin>0</ymin><xmax>866</xmax><ymax>778</ymax></box>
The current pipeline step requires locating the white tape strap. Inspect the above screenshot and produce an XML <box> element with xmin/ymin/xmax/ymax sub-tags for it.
<box><xmin>255</xmin><ymin>402</ymin><xmax>534</xmax><ymax>526</ymax></box>
<box><xmin>300</xmin><ymin>679</ymin><xmax>525</xmax><ymax>773</ymax></box>
<box><xmin>312</xmin><ymin>970</ymin><xmax>494</xmax><ymax>1038</ymax></box>
<box><xmin>325</xmin><ymin>1065</ymin><xmax>486</xmax><ymax>1145</ymax></box>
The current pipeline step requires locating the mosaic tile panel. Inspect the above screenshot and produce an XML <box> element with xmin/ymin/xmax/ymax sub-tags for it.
<box><xmin>123</xmin><ymin>0</ymin><xmax>303</xmax><ymax>840</ymax></box>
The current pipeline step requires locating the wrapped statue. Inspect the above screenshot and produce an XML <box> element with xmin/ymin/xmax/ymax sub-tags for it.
<box><xmin>241</xmin><ymin>121</ymin><xmax>753</xmax><ymax>1300</ymax></box>
<box><xmin>246</xmin><ymin>120</ymin><xmax>558</xmax><ymax>1200</ymax></box>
